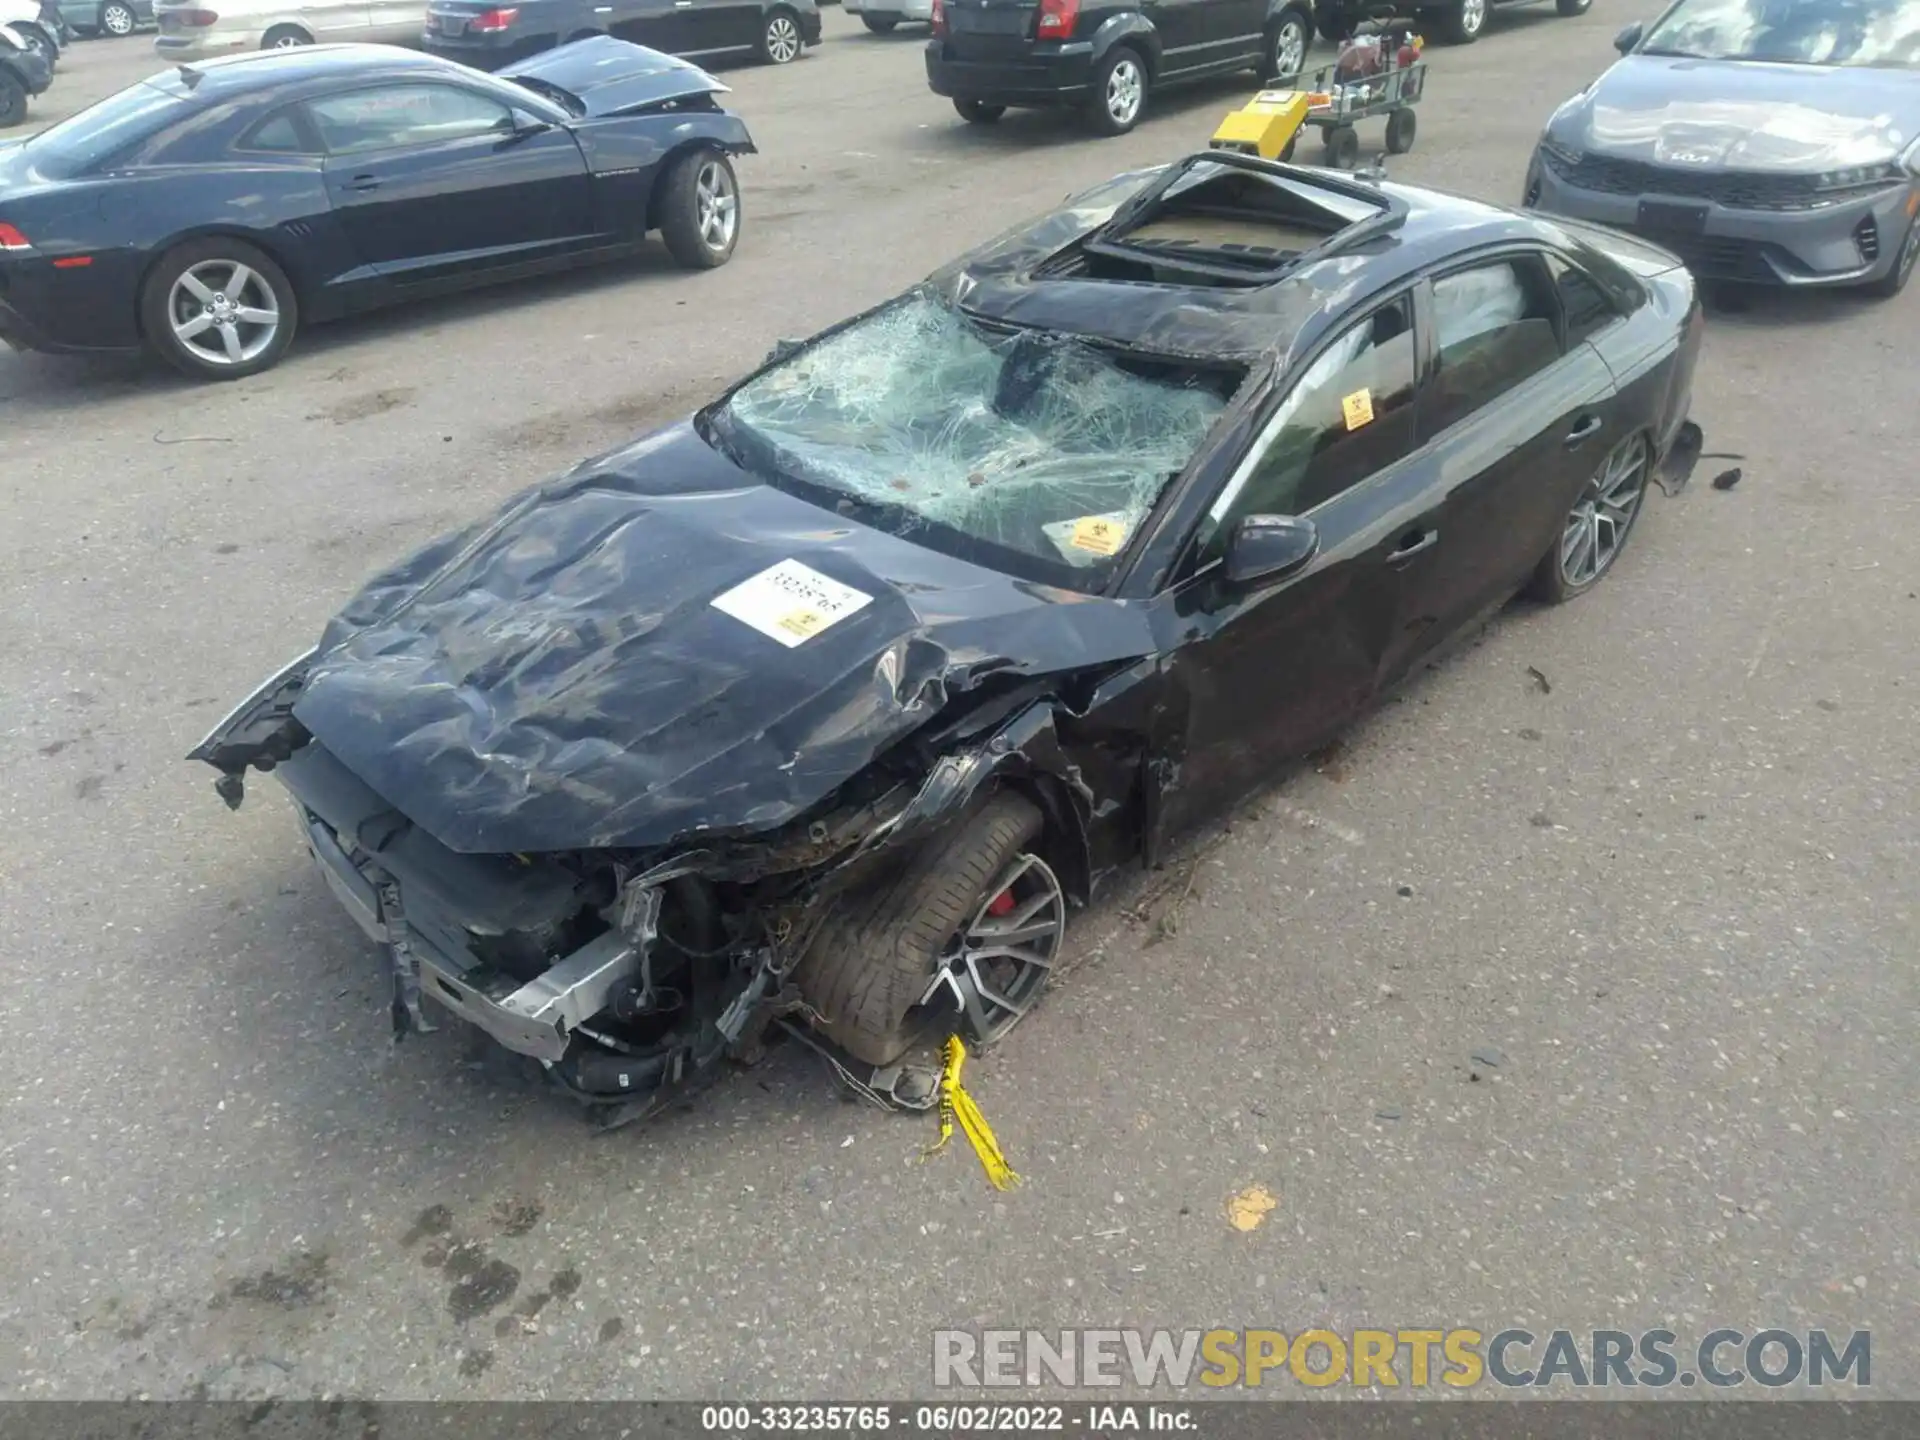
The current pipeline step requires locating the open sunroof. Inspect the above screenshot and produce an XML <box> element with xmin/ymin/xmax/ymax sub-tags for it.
<box><xmin>1047</xmin><ymin>151</ymin><xmax>1407</xmax><ymax>289</ymax></box>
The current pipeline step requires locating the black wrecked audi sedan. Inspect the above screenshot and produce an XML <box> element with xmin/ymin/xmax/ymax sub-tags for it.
<box><xmin>0</xmin><ymin>39</ymin><xmax>752</xmax><ymax>378</ymax></box>
<box><xmin>194</xmin><ymin>154</ymin><xmax>1704</xmax><ymax>1124</ymax></box>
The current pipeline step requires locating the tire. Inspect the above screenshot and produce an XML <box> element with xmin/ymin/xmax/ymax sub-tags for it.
<box><xmin>0</xmin><ymin>74</ymin><xmax>24</xmax><ymax>130</ymax></box>
<box><xmin>260</xmin><ymin>23</ymin><xmax>309</xmax><ymax>46</ymax></box>
<box><xmin>1323</xmin><ymin>123</ymin><xmax>1359</xmax><ymax>168</ymax></box>
<box><xmin>756</xmin><ymin>6</ymin><xmax>803</xmax><ymax>62</ymax></box>
<box><xmin>1259</xmin><ymin>8</ymin><xmax>1309</xmax><ymax>80</ymax></box>
<box><xmin>862</xmin><ymin>12</ymin><xmax>897</xmax><ymax>30</ymax></box>
<box><xmin>1315</xmin><ymin>3</ymin><xmax>1351</xmax><ymax>41</ymax></box>
<box><xmin>1384</xmin><ymin>106</ymin><xmax>1416</xmax><ymax>154</ymax></box>
<box><xmin>139</xmin><ymin>237</ymin><xmax>299</xmax><ymax>381</ymax></box>
<box><xmin>954</xmin><ymin>96</ymin><xmax>1005</xmax><ymax>123</ymax></box>
<box><xmin>794</xmin><ymin>792</ymin><xmax>1055</xmax><ymax>1067</ymax></box>
<box><xmin>1863</xmin><ymin>212</ymin><xmax>1919</xmax><ymax>300</ymax></box>
<box><xmin>1555</xmin><ymin>0</ymin><xmax>1591</xmax><ymax>12</ymax></box>
<box><xmin>656</xmin><ymin>147</ymin><xmax>741</xmax><ymax>269</ymax></box>
<box><xmin>1439</xmin><ymin>0</ymin><xmax>1485</xmax><ymax>43</ymax></box>
<box><xmin>99</xmin><ymin>0</ymin><xmax>137</xmax><ymax>33</ymax></box>
<box><xmin>1085</xmin><ymin>44</ymin><xmax>1148</xmax><ymax>136</ymax></box>
<box><xmin>1527</xmin><ymin>433</ymin><xmax>1650</xmax><ymax>603</ymax></box>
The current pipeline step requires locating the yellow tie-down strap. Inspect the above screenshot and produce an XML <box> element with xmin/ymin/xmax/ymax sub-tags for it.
<box><xmin>1209</xmin><ymin>90</ymin><xmax>1311</xmax><ymax>161</ymax></box>
<box><xmin>923</xmin><ymin>1035</ymin><xmax>1022</xmax><ymax>1190</ymax></box>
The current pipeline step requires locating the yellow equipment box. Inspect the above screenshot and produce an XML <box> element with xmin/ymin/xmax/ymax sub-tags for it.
<box><xmin>1208</xmin><ymin>89</ymin><xmax>1311</xmax><ymax>162</ymax></box>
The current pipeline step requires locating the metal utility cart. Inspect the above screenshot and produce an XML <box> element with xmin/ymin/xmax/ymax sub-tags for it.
<box><xmin>1209</xmin><ymin>6</ymin><xmax>1426</xmax><ymax>170</ymax></box>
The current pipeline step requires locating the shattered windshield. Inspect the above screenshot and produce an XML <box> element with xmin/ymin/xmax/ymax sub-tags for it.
<box><xmin>706</xmin><ymin>295</ymin><xmax>1240</xmax><ymax>588</ymax></box>
<box><xmin>1640</xmin><ymin>0</ymin><xmax>1920</xmax><ymax>65</ymax></box>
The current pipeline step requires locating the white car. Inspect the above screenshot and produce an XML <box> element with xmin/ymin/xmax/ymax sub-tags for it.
<box><xmin>0</xmin><ymin>0</ymin><xmax>62</xmax><ymax>67</ymax></box>
<box><xmin>153</xmin><ymin>0</ymin><xmax>420</xmax><ymax>55</ymax></box>
<box><xmin>842</xmin><ymin>0</ymin><xmax>930</xmax><ymax>34</ymax></box>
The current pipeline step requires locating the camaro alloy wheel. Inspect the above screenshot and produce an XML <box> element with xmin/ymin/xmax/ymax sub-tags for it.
<box><xmin>658</xmin><ymin>149</ymin><xmax>741</xmax><ymax>268</ymax></box>
<box><xmin>169</xmin><ymin>262</ymin><xmax>280</xmax><ymax>369</ymax></box>
<box><xmin>760</xmin><ymin>10</ymin><xmax>801</xmax><ymax>62</ymax></box>
<box><xmin>1535</xmin><ymin>433</ymin><xmax>1648</xmax><ymax>601</ymax></box>
<box><xmin>100</xmin><ymin>1</ymin><xmax>137</xmax><ymax>33</ymax></box>
<box><xmin>141</xmin><ymin>239</ymin><xmax>299</xmax><ymax>380</ymax></box>
<box><xmin>919</xmin><ymin>850</ymin><xmax>1067</xmax><ymax>1047</ymax></box>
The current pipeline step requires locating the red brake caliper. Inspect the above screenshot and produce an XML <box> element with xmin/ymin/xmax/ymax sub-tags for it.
<box><xmin>986</xmin><ymin>888</ymin><xmax>1016</xmax><ymax>917</ymax></box>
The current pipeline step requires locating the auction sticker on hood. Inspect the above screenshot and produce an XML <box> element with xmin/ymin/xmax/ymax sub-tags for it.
<box><xmin>711</xmin><ymin>559</ymin><xmax>874</xmax><ymax>648</ymax></box>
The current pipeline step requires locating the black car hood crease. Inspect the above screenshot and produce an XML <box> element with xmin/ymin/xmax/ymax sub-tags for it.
<box><xmin>498</xmin><ymin>36</ymin><xmax>727</xmax><ymax>117</ymax></box>
<box><xmin>294</xmin><ymin>424</ymin><xmax>1162</xmax><ymax>857</ymax></box>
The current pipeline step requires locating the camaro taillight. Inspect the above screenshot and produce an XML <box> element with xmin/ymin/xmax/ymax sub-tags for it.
<box><xmin>472</xmin><ymin>6</ymin><xmax>518</xmax><ymax>30</ymax></box>
<box><xmin>930</xmin><ymin>0</ymin><xmax>945</xmax><ymax>34</ymax></box>
<box><xmin>1036</xmin><ymin>0</ymin><xmax>1078</xmax><ymax>38</ymax></box>
<box><xmin>0</xmin><ymin>222</ymin><xmax>31</xmax><ymax>252</ymax></box>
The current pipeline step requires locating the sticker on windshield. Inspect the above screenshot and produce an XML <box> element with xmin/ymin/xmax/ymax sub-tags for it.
<box><xmin>1067</xmin><ymin>514</ymin><xmax>1129</xmax><ymax>556</ymax></box>
<box><xmin>1341</xmin><ymin>388</ymin><xmax>1375</xmax><ymax>431</ymax></box>
<box><xmin>711</xmin><ymin>559</ymin><xmax>873</xmax><ymax>648</ymax></box>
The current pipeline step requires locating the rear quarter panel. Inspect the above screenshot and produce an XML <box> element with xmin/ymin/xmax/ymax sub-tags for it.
<box><xmin>91</xmin><ymin>162</ymin><xmax>366</xmax><ymax>328</ymax></box>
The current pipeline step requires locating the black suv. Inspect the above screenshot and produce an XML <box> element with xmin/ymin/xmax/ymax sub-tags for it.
<box><xmin>926</xmin><ymin>0</ymin><xmax>1315</xmax><ymax>135</ymax></box>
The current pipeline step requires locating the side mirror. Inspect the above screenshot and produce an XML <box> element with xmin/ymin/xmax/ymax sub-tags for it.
<box><xmin>500</xmin><ymin>112</ymin><xmax>551</xmax><ymax>140</ymax></box>
<box><xmin>765</xmin><ymin>337</ymin><xmax>804</xmax><ymax>365</ymax></box>
<box><xmin>1224</xmin><ymin>514</ymin><xmax>1318</xmax><ymax>588</ymax></box>
<box><xmin>1613</xmin><ymin>21</ymin><xmax>1643</xmax><ymax>53</ymax></box>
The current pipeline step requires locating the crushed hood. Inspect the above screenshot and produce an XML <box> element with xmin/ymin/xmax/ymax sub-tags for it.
<box><xmin>293</xmin><ymin>424</ymin><xmax>1159</xmax><ymax>856</ymax></box>
<box><xmin>1550</xmin><ymin>55</ymin><xmax>1920</xmax><ymax>171</ymax></box>
<box><xmin>499</xmin><ymin>35</ymin><xmax>726</xmax><ymax>117</ymax></box>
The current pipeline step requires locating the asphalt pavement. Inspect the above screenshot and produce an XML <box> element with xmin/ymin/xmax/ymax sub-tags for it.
<box><xmin>2</xmin><ymin>11</ymin><xmax>1916</xmax><ymax>1402</ymax></box>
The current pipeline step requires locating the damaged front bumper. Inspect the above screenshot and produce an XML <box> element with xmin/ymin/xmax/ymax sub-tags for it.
<box><xmin>190</xmin><ymin>650</ymin><xmax>1104</xmax><ymax>1124</ymax></box>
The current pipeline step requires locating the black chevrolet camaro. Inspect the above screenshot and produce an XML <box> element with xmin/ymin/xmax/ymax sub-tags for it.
<box><xmin>0</xmin><ymin>38</ymin><xmax>754</xmax><ymax>378</ymax></box>
<box><xmin>194</xmin><ymin>154</ymin><xmax>1704</xmax><ymax>1123</ymax></box>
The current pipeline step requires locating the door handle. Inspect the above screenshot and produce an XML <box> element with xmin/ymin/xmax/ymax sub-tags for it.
<box><xmin>1563</xmin><ymin>415</ymin><xmax>1605</xmax><ymax>449</ymax></box>
<box><xmin>343</xmin><ymin>174</ymin><xmax>381</xmax><ymax>192</ymax></box>
<box><xmin>1386</xmin><ymin>528</ymin><xmax>1438</xmax><ymax>566</ymax></box>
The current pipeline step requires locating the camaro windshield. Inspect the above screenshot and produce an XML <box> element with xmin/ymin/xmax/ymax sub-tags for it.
<box><xmin>706</xmin><ymin>295</ymin><xmax>1240</xmax><ymax>587</ymax></box>
<box><xmin>1641</xmin><ymin>0</ymin><xmax>1920</xmax><ymax>65</ymax></box>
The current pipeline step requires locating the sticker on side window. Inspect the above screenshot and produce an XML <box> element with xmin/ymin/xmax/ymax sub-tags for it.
<box><xmin>711</xmin><ymin>559</ymin><xmax>874</xmax><ymax>648</ymax></box>
<box><xmin>1341</xmin><ymin>388</ymin><xmax>1375</xmax><ymax>431</ymax></box>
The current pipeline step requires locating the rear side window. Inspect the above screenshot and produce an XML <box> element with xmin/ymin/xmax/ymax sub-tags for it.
<box><xmin>239</xmin><ymin>111</ymin><xmax>311</xmax><ymax>154</ymax></box>
<box><xmin>306</xmin><ymin>84</ymin><xmax>512</xmax><ymax>155</ymax></box>
<box><xmin>1422</xmin><ymin>258</ymin><xmax>1562</xmax><ymax>438</ymax></box>
<box><xmin>1207</xmin><ymin>294</ymin><xmax>1419</xmax><ymax>537</ymax></box>
<box><xmin>1549</xmin><ymin>254</ymin><xmax>1619</xmax><ymax>346</ymax></box>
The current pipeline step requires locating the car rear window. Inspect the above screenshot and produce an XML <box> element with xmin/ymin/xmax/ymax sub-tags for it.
<box><xmin>22</xmin><ymin>82</ymin><xmax>189</xmax><ymax>176</ymax></box>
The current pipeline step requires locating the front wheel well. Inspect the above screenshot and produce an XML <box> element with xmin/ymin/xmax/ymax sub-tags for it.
<box><xmin>260</xmin><ymin>22</ymin><xmax>312</xmax><ymax>43</ymax></box>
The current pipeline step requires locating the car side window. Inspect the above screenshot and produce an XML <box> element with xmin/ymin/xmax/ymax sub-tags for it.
<box><xmin>1548</xmin><ymin>254</ymin><xmax>1619</xmax><ymax>347</ymax></box>
<box><xmin>1422</xmin><ymin>258</ymin><xmax>1562</xmax><ymax>437</ymax></box>
<box><xmin>239</xmin><ymin>111</ymin><xmax>310</xmax><ymax>155</ymax></box>
<box><xmin>306</xmin><ymin>85</ymin><xmax>512</xmax><ymax>157</ymax></box>
<box><xmin>1204</xmin><ymin>295</ymin><xmax>1418</xmax><ymax>551</ymax></box>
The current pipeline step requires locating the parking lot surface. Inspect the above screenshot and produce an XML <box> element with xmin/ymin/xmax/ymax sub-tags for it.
<box><xmin>2</xmin><ymin>11</ymin><xmax>1916</xmax><ymax>1400</ymax></box>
